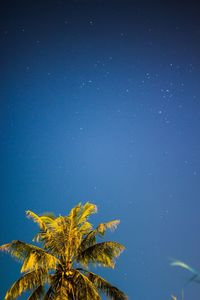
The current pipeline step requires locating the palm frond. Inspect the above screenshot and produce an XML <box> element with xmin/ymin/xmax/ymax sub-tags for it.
<box><xmin>27</xmin><ymin>211</ymin><xmax>62</xmax><ymax>254</ymax></box>
<box><xmin>77</xmin><ymin>230</ymin><xmax>97</xmax><ymax>255</ymax></box>
<box><xmin>21</xmin><ymin>249</ymin><xmax>59</xmax><ymax>273</ymax></box>
<box><xmin>78</xmin><ymin>220</ymin><xmax>120</xmax><ymax>256</ymax></box>
<box><xmin>0</xmin><ymin>240</ymin><xmax>59</xmax><ymax>273</ymax></box>
<box><xmin>79</xmin><ymin>221</ymin><xmax>93</xmax><ymax>235</ymax></box>
<box><xmin>77</xmin><ymin>202</ymin><xmax>97</xmax><ymax>225</ymax></box>
<box><xmin>4</xmin><ymin>269</ymin><xmax>47</xmax><ymax>300</ymax></box>
<box><xmin>26</xmin><ymin>210</ymin><xmax>54</xmax><ymax>231</ymax></box>
<box><xmin>27</xmin><ymin>285</ymin><xmax>45</xmax><ymax>300</ymax></box>
<box><xmin>54</xmin><ymin>286</ymin><xmax>70</xmax><ymax>300</ymax></box>
<box><xmin>72</xmin><ymin>269</ymin><xmax>101</xmax><ymax>300</ymax></box>
<box><xmin>28</xmin><ymin>211</ymin><xmax>72</xmax><ymax>256</ymax></box>
<box><xmin>52</xmin><ymin>215</ymin><xmax>83</xmax><ymax>262</ymax></box>
<box><xmin>77</xmin><ymin>241</ymin><xmax>125</xmax><ymax>268</ymax></box>
<box><xmin>0</xmin><ymin>240</ymin><xmax>40</xmax><ymax>261</ymax></box>
<box><xmin>47</xmin><ymin>272</ymin><xmax>72</xmax><ymax>300</ymax></box>
<box><xmin>85</xmin><ymin>271</ymin><xmax>128</xmax><ymax>300</ymax></box>
<box><xmin>97</xmin><ymin>220</ymin><xmax>120</xmax><ymax>236</ymax></box>
<box><xmin>68</xmin><ymin>203</ymin><xmax>82</xmax><ymax>223</ymax></box>
<box><xmin>40</xmin><ymin>212</ymin><xmax>56</xmax><ymax>220</ymax></box>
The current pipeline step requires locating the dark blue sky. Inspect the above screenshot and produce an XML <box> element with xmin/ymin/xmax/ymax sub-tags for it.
<box><xmin>0</xmin><ymin>0</ymin><xmax>200</xmax><ymax>299</ymax></box>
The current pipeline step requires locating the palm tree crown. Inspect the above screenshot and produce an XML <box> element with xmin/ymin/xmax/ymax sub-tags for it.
<box><xmin>0</xmin><ymin>202</ymin><xmax>128</xmax><ymax>299</ymax></box>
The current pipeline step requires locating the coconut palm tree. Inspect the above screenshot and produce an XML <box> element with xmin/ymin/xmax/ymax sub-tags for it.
<box><xmin>0</xmin><ymin>202</ymin><xmax>127</xmax><ymax>300</ymax></box>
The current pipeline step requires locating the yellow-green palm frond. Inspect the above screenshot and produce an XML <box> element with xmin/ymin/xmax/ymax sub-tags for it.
<box><xmin>67</xmin><ymin>203</ymin><xmax>96</xmax><ymax>240</ymax></box>
<box><xmin>33</xmin><ymin>232</ymin><xmax>64</xmax><ymax>256</ymax></box>
<box><xmin>0</xmin><ymin>240</ymin><xmax>59</xmax><ymax>273</ymax></box>
<box><xmin>76</xmin><ymin>241</ymin><xmax>125</xmax><ymax>268</ymax></box>
<box><xmin>77</xmin><ymin>202</ymin><xmax>97</xmax><ymax>224</ymax></box>
<box><xmin>47</xmin><ymin>269</ymin><xmax>101</xmax><ymax>300</ymax></box>
<box><xmin>28</xmin><ymin>212</ymin><xmax>69</xmax><ymax>255</ymax></box>
<box><xmin>26</xmin><ymin>210</ymin><xmax>55</xmax><ymax>231</ymax></box>
<box><xmin>26</xmin><ymin>211</ymin><xmax>60</xmax><ymax>254</ymax></box>
<box><xmin>68</xmin><ymin>202</ymin><xmax>96</xmax><ymax>224</ymax></box>
<box><xmin>45</xmin><ymin>272</ymin><xmax>72</xmax><ymax>300</ymax></box>
<box><xmin>40</xmin><ymin>211</ymin><xmax>56</xmax><ymax>220</ymax></box>
<box><xmin>85</xmin><ymin>271</ymin><xmax>128</xmax><ymax>300</ymax></box>
<box><xmin>68</xmin><ymin>202</ymin><xmax>81</xmax><ymax>222</ymax></box>
<box><xmin>45</xmin><ymin>215</ymin><xmax>70</xmax><ymax>250</ymax></box>
<box><xmin>51</xmin><ymin>215</ymin><xmax>83</xmax><ymax>261</ymax></box>
<box><xmin>0</xmin><ymin>240</ymin><xmax>39</xmax><ymax>261</ymax></box>
<box><xmin>27</xmin><ymin>285</ymin><xmax>45</xmax><ymax>300</ymax></box>
<box><xmin>27</xmin><ymin>209</ymin><xmax>83</xmax><ymax>259</ymax></box>
<box><xmin>72</xmin><ymin>270</ymin><xmax>101</xmax><ymax>300</ymax></box>
<box><xmin>97</xmin><ymin>220</ymin><xmax>120</xmax><ymax>236</ymax></box>
<box><xmin>78</xmin><ymin>220</ymin><xmax>120</xmax><ymax>255</ymax></box>
<box><xmin>4</xmin><ymin>269</ymin><xmax>47</xmax><ymax>300</ymax></box>
<box><xmin>79</xmin><ymin>221</ymin><xmax>93</xmax><ymax>235</ymax></box>
<box><xmin>54</xmin><ymin>294</ymin><xmax>69</xmax><ymax>300</ymax></box>
<box><xmin>54</xmin><ymin>284</ymin><xmax>70</xmax><ymax>300</ymax></box>
<box><xmin>77</xmin><ymin>229</ymin><xmax>97</xmax><ymax>254</ymax></box>
<box><xmin>21</xmin><ymin>249</ymin><xmax>59</xmax><ymax>273</ymax></box>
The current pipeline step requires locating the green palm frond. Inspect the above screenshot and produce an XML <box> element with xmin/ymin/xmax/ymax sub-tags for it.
<box><xmin>26</xmin><ymin>210</ymin><xmax>54</xmax><ymax>231</ymax></box>
<box><xmin>77</xmin><ymin>229</ymin><xmax>97</xmax><ymax>253</ymax></box>
<box><xmin>26</xmin><ymin>211</ymin><xmax>63</xmax><ymax>255</ymax></box>
<box><xmin>97</xmin><ymin>220</ymin><xmax>120</xmax><ymax>236</ymax></box>
<box><xmin>21</xmin><ymin>250</ymin><xmax>58</xmax><ymax>273</ymax></box>
<box><xmin>54</xmin><ymin>285</ymin><xmax>70</xmax><ymax>300</ymax></box>
<box><xmin>78</xmin><ymin>220</ymin><xmax>120</xmax><ymax>255</ymax></box>
<box><xmin>50</xmin><ymin>216</ymin><xmax>71</xmax><ymax>250</ymax></box>
<box><xmin>40</xmin><ymin>212</ymin><xmax>56</xmax><ymax>220</ymax></box>
<box><xmin>66</xmin><ymin>202</ymin><xmax>97</xmax><ymax>238</ymax></box>
<box><xmin>72</xmin><ymin>270</ymin><xmax>101</xmax><ymax>300</ymax></box>
<box><xmin>27</xmin><ymin>285</ymin><xmax>45</xmax><ymax>300</ymax></box>
<box><xmin>0</xmin><ymin>240</ymin><xmax>30</xmax><ymax>262</ymax></box>
<box><xmin>78</xmin><ymin>202</ymin><xmax>97</xmax><ymax>224</ymax></box>
<box><xmin>47</xmin><ymin>272</ymin><xmax>71</xmax><ymax>300</ymax></box>
<box><xmin>4</xmin><ymin>269</ymin><xmax>47</xmax><ymax>300</ymax></box>
<box><xmin>77</xmin><ymin>241</ymin><xmax>125</xmax><ymax>268</ymax></box>
<box><xmin>52</xmin><ymin>215</ymin><xmax>83</xmax><ymax>262</ymax></box>
<box><xmin>68</xmin><ymin>203</ymin><xmax>82</xmax><ymax>224</ymax></box>
<box><xmin>79</xmin><ymin>221</ymin><xmax>93</xmax><ymax>235</ymax></box>
<box><xmin>86</xmin><ymin>271</ymin><xmax>128</xmax><ymax>300</ymax></box>
<box><xmin>0</xmin><ymin>240</ymin><xmax>59</xmax><ymax>273</ymax></box>
<box><xmin>54</xmin><ymin>294</ymin><xmax>69</xmax><ymax>300</ymax></box>
<box><xmin>30</xmin><ymin>212</ymin><xmax>77</xmax><ymax>258</ymax></box>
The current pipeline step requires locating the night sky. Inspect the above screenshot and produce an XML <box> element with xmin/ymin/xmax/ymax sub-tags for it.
<box><xmin>0</xmin><ymin>0</ymin><xmax>200</xmax><ymax>299</ymax></box>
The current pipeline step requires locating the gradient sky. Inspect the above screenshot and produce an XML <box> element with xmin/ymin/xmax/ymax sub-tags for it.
<box><xmin>0</xmin><ymin>1</ymin><xmax>200</xmax><ymax>299</ymax></box>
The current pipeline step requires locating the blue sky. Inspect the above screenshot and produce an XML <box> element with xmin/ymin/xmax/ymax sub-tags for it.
<box><xmin>0</xmin><ymin>1</ymin><xmax>200</xmax><ymax>299</ymax></box>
